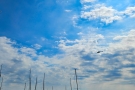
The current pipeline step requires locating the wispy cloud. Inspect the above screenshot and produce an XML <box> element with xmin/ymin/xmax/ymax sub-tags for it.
<box><xmin>80</xmin><ymin>0</ymin><xmax>96</xmax><ymax>4</ymax></box>
<box><xmin>32</xmin><ymin>44</ymin><xmax>42</xmax><ymax>50</ymax></box>
<box><xmin>65</xmin><ymin>10</ymin><xmax>72</xmax><ymax>12</ymax></box>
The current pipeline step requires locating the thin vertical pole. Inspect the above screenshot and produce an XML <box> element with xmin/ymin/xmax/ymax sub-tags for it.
<box><xmin>52</xmin><ymin>86</ymin><xmax>53</xmax><ymax>90</ymax></box>
<box><xmin>0</xmin><ymin>77</ymin><xmax>3</xmax><ymax>90</ymax></box>
<box><xmin>24</xmin><ymin>83</ymin><xmax>26</xmax><ymax>90</ymax></box>
<box><xmin>43</xmin><ymin>73</ymin><xmax>45</xmax><ymax>90</ymax></box>
<box><xmin>0</xmin><ymin>64</ymin><xmax>2</xmax><ymax>77</ymax></box>
<box><xmin>35</xmin><ymin>77</ymin><xmax>37</xmax><ymax>90</ymax></box>
<box><xmin>75</xmin><ymin>69</ymin><xmax>78</xmax><ymax>90</ymax></box>
<box><xmin>70</xmin><ymin>78</ymin><xmax>72</xmax><ymax>90</ymax></box>
<box><xmin>29</xmin><ymin>69</ymin><xmax>31</xmax><ymax>90</ymax></box>
<box><xmin>65</xmin><ymin>85</ymin><xmax>67</xmax><ymax>90</ymax></box>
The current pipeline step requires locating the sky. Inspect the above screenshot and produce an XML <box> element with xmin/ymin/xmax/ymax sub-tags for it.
<box><xmin>1</xmin><ymin>0</ymin><xmax>135</xmax><ymax>90</ymax></box>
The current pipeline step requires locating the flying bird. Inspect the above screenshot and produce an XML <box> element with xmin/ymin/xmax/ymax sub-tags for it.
<box><xmin>97</xmin><ymin>51</ymin><xmax>103</xmax><ymax>53</ymax></box>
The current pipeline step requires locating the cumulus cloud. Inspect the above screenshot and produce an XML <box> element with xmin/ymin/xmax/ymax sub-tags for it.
<box><xmin>0</xmin><ymin>37</ymin><xmax>75</xmax><ymax>90</ymax></box>
<box><xmin>111</xmin><ymin>29</ymin><xmax>135</xmax><ymax>49</ymax></box>
<box><xmin>20</xmin><ymin>47</ymin><xmax>37</xmax><ymax>56</ymax></box>
<box><xmin>58</xmin><ymin>29</ymin><xmax>135</xmax><ymax>85</ymax></box>
<box><xmin>1</xmin><ymin>29</ymin><xmax>135</xmax><ymax>90</ymax></box>
<box><xmin>58</xmin><ymin>33</ymin><xmax>104</xmax><ymax>55</ymax></box>
<box><xmin>81</xmin><ymin>5</ymin><xmax>122</xmax><ymax>24</ymax></box>
<box><xmin>80</xmin><ymin>3</ymin><xmax>135</xmax><ymax>24</ymax></box>
<box><xmin>102</xmin><ymin>29</ymin><xmax>135</xmax><ymax>82</ymax></box>
<box><xmin>123</xmin><ymin>6</ymin><xmax>135</xmax><ymax>18</ymax></box>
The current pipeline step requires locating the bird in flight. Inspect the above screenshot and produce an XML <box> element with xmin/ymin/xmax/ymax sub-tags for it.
<box><xmin>97</xmin><ymin>51</ymin><xmax>103</xmax><ymax>53</ymax></box>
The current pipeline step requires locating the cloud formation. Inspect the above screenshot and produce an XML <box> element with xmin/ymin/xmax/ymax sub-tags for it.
<box><xmin>1</xmin><ymin>29</ymin><xmax>135</xmax><ymax>90</ymax></box>
<box><xmin>123</xmin><ymin>7</ymin><xmax>135</xmax><ymax>18</ymax></box>
<box><xmin>1</xmin><ymin>0</ymin><xmax>135</xmax><ymax>90</ymax></box>
<box><xmin>81</xmin><ymin>5</ymin><xmax>122</xmax><ymax>24</ymax></box>
<box><xmin>58</xmin><ymin>29</ymin><xmax>135</xmax><ymax>84</ymax></box>
<box><xmin>80</xmin><ymin>3</ymin><xmax>135</xmax><ymax>24</ymax></box>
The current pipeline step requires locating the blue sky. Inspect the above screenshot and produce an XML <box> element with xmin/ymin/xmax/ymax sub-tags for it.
<box><xmin>1</xmin><ymin>0</ymin><xmax>135</xmax><ymax>90</ymax></box>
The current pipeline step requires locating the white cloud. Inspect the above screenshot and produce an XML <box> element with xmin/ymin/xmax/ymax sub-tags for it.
<box><xmin>81</xmin><ymin>0</ymin><xmax>96</xmax><ymax>4</ymax></box>
<box><xmin>20</xmin><ymin>47</ymin><xmax>37</xmax><ymax>55</ymax></box>
<box><xmin>58</xmin><ymin>33</ymin><xmax>104</xmax><ymax>55</ymax></box>
<box><xmin>0</xmin><ymin>37</ymin><xmax>18</xmax><ymax>64</ymax></box>
<box><xmin>65</xmin><ymin>9</ymin><xmax>72</xmax><ymax>12</ymax></box>
<box><xmin>72</xmin><ymin>15</ymin><xmax>81</xmax><ymax>28</ymax></box>
<box><xmin>1</xmin><ymin>29</ymin><xmax>135</xmax><ymax>90</ymax></box>
<box><xmin>32</xmin><ymin>44</ymin><xmax>42</xmax><ymax>49</ymax></box>
<box><xmin>41</xmin><ymin>37</ymin><xmax>47</xmax><ymax>41</ymax></box>
<box><xmin>58</xmin><ymin>29</ymin><xmax>135</xmax><ymax>84</ymax></box>
<box><xmin>80</xmin><ymin>3</ymin><xmax>135</xmax><ymax>24</ymax></box>
<box><xmin>113</xmin><ymin>36</ymin><xmax>127</xmax><ymax>40</ymax></box>
<box><xmin>123</xmin><ymin>6</ymin><xmax>135</xmax><ymax>18</ymax></box>
<box><xmin>81</xmin><ymin>5</ymin><xmax>122</xmax><ymax>24</ymax></box>
<box><xmin>0</xmin><ymin>37</ymin><xmax>73</xmax><ymax>90</ymax></box>
<box><xmin>82</xmin><ymin>5</ymin><xmax>92</xmax><ymax>10</ymax></box>
<box><xmin>111</xmin><ymin>29</ymin><xmax>135</xmax><ymax>49</ymax></box>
